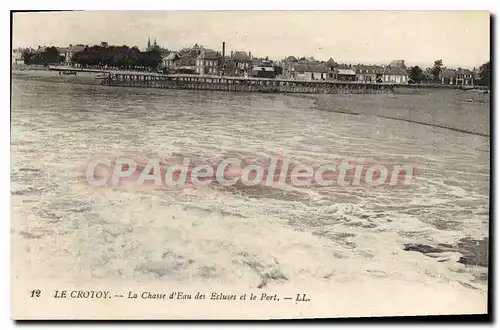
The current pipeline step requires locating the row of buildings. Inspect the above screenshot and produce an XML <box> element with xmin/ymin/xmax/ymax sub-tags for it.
<box><xmin>161</xmin><ymin>42</ymin><xmax>272</xmax><ymax>78</ymax></box>
<box><xmin>159</xmin><ymin>42</ymin><xmax>412</xmax><ymax>83</ymax></box>
<box><xmin>12</xmin><ymin>40</ymin><xmax>481</xmax><ymax>85</ymax></box>
<box><xmin>280</xmin><ymin>58</ymin><xmax>410</xmax><ymax>84</ymax></box>
<box><xmin>279</xmin><ymin>58</ymin><xmax>482</xmax><ymax>85</ymax></box>
<box><xmin>152</xmin><ymin>41</ymin><xmax>479</xmax><ymax>85</ymax></box>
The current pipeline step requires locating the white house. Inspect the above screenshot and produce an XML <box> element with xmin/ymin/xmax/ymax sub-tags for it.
<box><xmin>11</xmin><ymin>48</ymin><xmax>24</xmax><ymax>66</ymax></box>
<box><xmin>382</xmin><ymin>66</ymin><xmax>409</xmax><ymax>84</ymax></box>
<box><xmin>163</xmin><ymin>52</ymin><xmax>180</xmax><ymax>69</ymax></box>
<box><xmin>292</xmin><ymin>63</ymin><xmax>328</xmax><ymax>80</ymax></box>
<box><xmin>58</xmin><ymin>44</ymin><xmax>85</xmax><ymax>66</ymax></box>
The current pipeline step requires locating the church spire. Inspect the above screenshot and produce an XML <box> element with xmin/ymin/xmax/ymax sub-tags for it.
<box><xmin>147</xmin><ymin>37</ymin><xmax>151</xmax><ymax>49</ymax></box>
<box><xmin>153</xmin><ymin>38</ymin><xmax>157</xmax><ymax>46</ymax></box>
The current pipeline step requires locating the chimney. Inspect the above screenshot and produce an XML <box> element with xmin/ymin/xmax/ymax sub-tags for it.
<box><xmin>249</xmin><ymin>51</ymin><xmax>252</xmax><ymax>60</ymax></box>
<box><xmin>231</xmin><ymin>50</ymin><xmax>234</xmax><ymax>58</ymax></box>
<box><xmin>222</xmin><ymin>41</ymin><xmax>225</xmax><ymax>68</ymax></box>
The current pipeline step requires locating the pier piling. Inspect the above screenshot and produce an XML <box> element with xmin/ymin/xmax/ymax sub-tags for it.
<box><xmin>47</xmin><ymin>66</ymin><xmax>395</xmax><ymax>94</ymax></box>
<box><xmin>99</xmin><ymin>73</ymin><xmax>395</xmax><ymax>94</ymax></box>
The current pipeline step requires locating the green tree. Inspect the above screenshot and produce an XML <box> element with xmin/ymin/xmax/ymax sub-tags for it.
<box><xmin>478</xmin><ymin>61</ymin><xmax>490</xmax><ymax>88</ymax></box>
<box><xmin>44</xmin><ymin>46</ymin><xmax>62</xmax><ymax>64</ymax></box>
<box><xmin>71</xmin><ymin>44</ymin><xmax>162</xmax><ymax>70</ymax></box>
<box><xmin>21</xmin><ymin>46</ymin><xmax>62</xmax><ymax>65</ymax></box>
<box><xmin>409</xmin><ymin>66</ymin><xmax>424</xmax><ymax>83</ymax></box>
<box><xmin>430</xmin><ymin>59</ymin><xmax>443</xmax><ymax>82</ymax></box>
<box><xmin>21</xmin><ymin>49</ymin><xmax>34</xmax><ymax>64</ymax></box>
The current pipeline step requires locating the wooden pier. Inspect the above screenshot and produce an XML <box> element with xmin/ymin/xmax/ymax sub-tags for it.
<box><xmin>48</xmin><ymin>66</ymin><xmax>395</xmax><ymax>94</ymax></box>
<box><xmin>100</xmin><ymin>73</ymin><xmax>394</xmax><ymax>94</ymax></box>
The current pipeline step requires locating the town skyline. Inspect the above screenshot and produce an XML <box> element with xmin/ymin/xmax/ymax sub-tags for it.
<box><xmin>13</xmin><ymin>11</ymin><xmax>490</xmax><ymax>69</ymax></box>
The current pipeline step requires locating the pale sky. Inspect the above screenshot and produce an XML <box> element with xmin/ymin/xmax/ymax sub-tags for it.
<box><xmin>12</xmin><ymin>11</ymin><xmax>490</xmax><ymax>68</ymax></box>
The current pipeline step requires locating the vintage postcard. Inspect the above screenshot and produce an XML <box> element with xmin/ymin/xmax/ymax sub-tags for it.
<box><xmin>11</xmin><ymin>10</ymin><xmax>490</xmax><ymax>320</ymax></box>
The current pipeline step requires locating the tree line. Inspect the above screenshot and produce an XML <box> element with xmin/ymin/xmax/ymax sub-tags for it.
<box><xmin>408</xmin><ymin>60</ymin><xmax>491</xmax><ymax>87</ymax></box>
<box><xmin>71</xmin><ymin>45</ymin><xmax>163</xmax><ymax>70</ymax></box>
<box><xmin>21</xmin><ymin>46</ymin><xmax>64</xmax><ymax>65</ymax></box>
<box><xmin>21</xmin><ymin>44</ymin><xmax>163</xmax><ymax>70</ymax></box>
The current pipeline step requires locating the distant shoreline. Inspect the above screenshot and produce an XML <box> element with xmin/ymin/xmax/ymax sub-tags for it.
<box><xmin>12</xmin><ymin>66</ymin><xmax>489</xmax><ymax>92</ymax></box>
